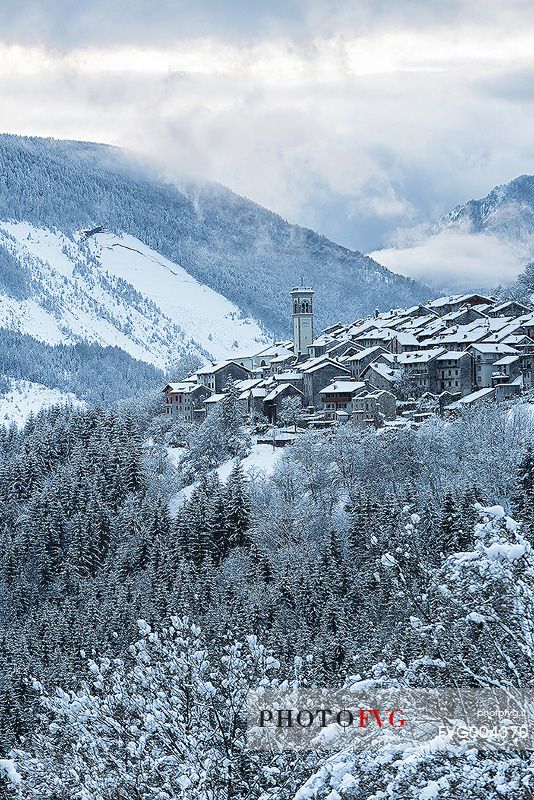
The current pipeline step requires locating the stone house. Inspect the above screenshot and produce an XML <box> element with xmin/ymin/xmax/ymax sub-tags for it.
<box><xmin>273</xmin><ymin>371</ymin><xmax>304</xmax><ymax>389</ymax></box>
<box><xmin>308</xmin><ymin>334</ymin><xmax>337</xmax><ymax>358</ymax></box>
<box><xmin>162</xmin><ymin>382</ymin><xmax>212</xmax><ymax>422</ymax></box>
<box><xmin>361</xmin><ymin>361</ymin><xmax>401</xmax><ymax>393</ymax></box>
<box><xmin>520</xmin><ymin>352</ymin><xmax>534</xmax><ymax>388</ymax></box>
<box><xmin>240</xmin><ymin>386</ymin><xmax>268</xmax><ymax>417</ymax></box>
<box><xmin>487</xmin><ymin>300</ymin><xmax>532</xmax><ymax>318</ymax></box>
<box><xmin>469</xmin><ymin>343</ymin><xmax>519</xmax><ymax>388</ymax></box>
<box><xmin>444</xmin><ymin>387</ymin><xmax>496</xmax><ymax>416</ymax></box>
<box><xmin>389</xmin><ymin>332</ymin><xmax>420</xmax><ymax>354</ymax></box>
<box><xmin>267</xmin><ymin>351</ymin><xmax>295</xmax><ymax>375</ymax></box>
<box><xmin>491</xmin><ymin>355</ymin><xmax>521</xmax><ymax>385</ymax></box>
<box><xmin>318</xmin><ymin>380</ymin><xmax>368</xmax><ymax>419</ymax></box>
<box><xmin>196</xmin><ymin>360</ymin><xmax>252</xmax><ymax>393</ymax></box>
<box><xmin>435</xmin><ymin>351</ymin><xmax>474</xmax><ymax>395</ymax></box>
<box><xmin>325</xmin><ymin>339</ymin><xmax>363</xmax><ymax>360</ymax></box>
<box><xmin>347</xmin><ymin>346</ymin><xmax>389</xmax><ymax>378</ymax></box>
<box><xmin>235</xmin><ymin>344</ymin><xmax>293</xmax><ymax>371</ymax></box>
<box><xmin>354</xmin><ymin>329</ymin><xmax>397</xmax><ymax>349</ymax></box>
<box><xmin>393</xmin><ymin>348</ymin><xmax>446</xmax><ymax>396</ymax></box>
<box><xmin>351</xmin><ymin>389</ymin><xmax>397</xmax><ymax>427</ymax></box>
<box><xmin>495</xmin><ymin>381</ymin><xmax>522</xmax><ymax>400</ymax></box>
<box><xmin>300</xmin><ymin>358</ymin><xmax>351</xmax><ymax>408</ymax></box>
<box><xmin>503</xmin><ymin>334</ymin><xmax>534</xmax><ymax>349</ymax></box>
<box><xmin>235</xmin><ymin>379</ymin><xmax>267</xmax><ymax>417</ymax></box>
<box><xmin>204</xmin><ymin>393</ymin><xmax>227</xmax><ymax>415</ymax></box>
<box><xmin>519</xmin><ymin>314</ymin><xmax>534</xmax><ymax>342</ymax></box>
<box><xmin>263</xmin><ymin>383</ymin><xmax>304</xmax><ymax>423</ymax></box>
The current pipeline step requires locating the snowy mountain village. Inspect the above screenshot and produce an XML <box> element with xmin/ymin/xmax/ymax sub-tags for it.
<box><xmin>163</xmin><ymin>286</ymin><xmax>534</xmax><ymax>435</ymax></box>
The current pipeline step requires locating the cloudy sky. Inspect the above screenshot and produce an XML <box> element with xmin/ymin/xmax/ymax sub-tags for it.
<box><xmin>2</xmin><ymin>1</ymin><xmax>534</xmax><ymax>288</ymax></box>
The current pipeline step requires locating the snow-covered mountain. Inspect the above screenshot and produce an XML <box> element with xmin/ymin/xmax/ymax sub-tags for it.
<box><xmin>0</xmin><ymin>221</ymin><xmax>268</xmax><ymax>368</ymax></box>
<box><xmin>442</xmin><ymin>174</ymin><xmax>534</xmax><ymax>242</ymax></box>
<box><xmin>0</xmin><ymin>134</ymin><xmax>431</xmax><ymax>336</ymax></box>
<box><xmin>372</xmin><ymin>176</ymin><xmax>534</xmax><ymax>292</ymax></box>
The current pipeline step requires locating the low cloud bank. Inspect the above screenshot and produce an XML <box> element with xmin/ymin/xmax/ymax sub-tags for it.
<box><xmin>370</xmin><ymin>229</ymin><xmax>530</xmax><ymax>292</ymax></box>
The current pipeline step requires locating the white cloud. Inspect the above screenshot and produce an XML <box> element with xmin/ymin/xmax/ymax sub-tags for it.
<box><xmin>1</xmin><ymin>3</ymin><xmax>534</xmax><ymax>283</ymax></box>
<box><xmin>370</xmin><ymin>229</ymin><xmax>529</xmax><ymax>291</ymax></box>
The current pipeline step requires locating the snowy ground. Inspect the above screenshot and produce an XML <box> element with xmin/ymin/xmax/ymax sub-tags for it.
<box><xmin>0</xmin><ymin>222</ymin><xmax>269</xmax><ymax>367</ymax></box>
<box><xmin>0</xmin><ymin>380</ymin><xmax>84</xmax><ymax>427</ymax></box>
<box><xmin>86</xmin><ymin>230</ymin><xmax>269</xmax><ymax>361</ymax></box>
<box><xmin>168</xmin><ymin>442</ymin><xmax>283</xmax><ymax>514</ymax></box>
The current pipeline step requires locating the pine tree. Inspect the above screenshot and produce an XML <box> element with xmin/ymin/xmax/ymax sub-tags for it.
<box><xmin>457</xmin><ymin>486</ymin><xmax>483</xmax><ymax>550</ymax></box>
<box><xmin>206</xmin><ymin>473</ymin><xmax>228</xmax><ymax>562</ymax></box>
<box><xmin>438</xmin><ymin>490</ymin><xmax>461</xmax><ymax>555</ymax></box>
<box><xmin>225</xmin><ymin>462</ymin><xmax>252</xmax><ymax>549</ymax></box>
<box><xmin>512</xmin><ymin>445</ymin><xmax>534</xmax><ymax>535</ymax></box>
<box><xmin>346</xmin><ymin>505</ymin><xmax>381</xmax><ymax>606</ymax></box>
<box><xmin>220</xmin><ymin>379</ymin><xmax>243</xmax><ymax>452</ymax></box>
<box><xmin>67</xmin><ymin>514</ymin><xmax>92</xmax><ymax>578</ymax></box>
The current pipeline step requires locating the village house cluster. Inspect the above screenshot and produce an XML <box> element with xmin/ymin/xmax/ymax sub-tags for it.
<box><xmin>163</xmin><ymin>287</ymin><xmax>534</xmax><ymax>430</ymax></box>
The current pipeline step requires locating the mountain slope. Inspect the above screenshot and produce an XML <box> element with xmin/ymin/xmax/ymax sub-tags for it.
<box><xmin>0</xmin><ymin>329</ymin><xmax>166</xmax><ymax>407</ymax></box>
<box><xmin>371</xmin><ymin>175</ymin><xmax>534</xmax><ymax>292</ymax></box>
<box><xmin>0</xmin><ymin>134</ymin><xmax>432</xmax><ymax>338</ymax></box>
<box><xmin>0</xmin><ymin>221</ymin><xmax>268</xmax><ymax>367</ymax></box>
<box><xmin>442</xmin><ymin>174</ymin><xmax>534</xmax><ymax>242</ymax></box>
<box><xmin>0</xmin><ymin>379</ymin><xmax>83</xmax><ymax>427</ymax></box>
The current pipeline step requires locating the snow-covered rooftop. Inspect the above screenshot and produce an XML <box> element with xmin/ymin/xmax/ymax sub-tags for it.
<box><xmin>493</xmin><ymin>355</ymin><xmax>520</xmax><ymax>366</ymax></box>
<box><xmin>204</xmin><ymin>393</ymin><xmax>227</xmax><ymax>404</ymax></box>
<box><xmin>395</xmin><ymin>347</ymin><xmax>446</xmax><ymax>363</ymax></box>
<box><xmin>447</xmin><ymin>387</ymin><xmax>496</xmax><ymax>408</ymax></box>
<box><xmin>319</xmin><ymin>380</ymin><xmax>367</xmax><ymax>395</ymax></box>
<box><xmin>364</xmin><ymin>362</ymin><xmax>401</xmax><ymax>381</ymax></box>
<box><xmin>196</xmin><ymin>360</ymin><xmax>231</xmax><ymax>375</ymax></box>
<box><xmin>347</xmin><ymin>346</ymin><xmax>385</xmax><ymax>362</ymax></box>
<box><xmin>273</xmin><ymin>371</ymin><xmax>303</xmax><ymax>381</ymax></box>
<box><xmin>264</xmin><ymin>384</ymin><xmax>302</xmax><ymax>402</ymax></box>
<box><xmin>435</xmin><ymin>350</ymin><xmax>470</xmax><ymax>361</ymax></box>
<box><xmin>163</xmin><ymin>381</ymin><xmax>203</xmax><ymax>394</ymax></box>
<box><xmin>469</xmin><ymin>343</ymin><xmax>518</xmax><ymax>354</ymax></box>
<box><xmin>300</xmin><ymin>357</ymin><xmax>349</xmax><ymax>374</ymax></box>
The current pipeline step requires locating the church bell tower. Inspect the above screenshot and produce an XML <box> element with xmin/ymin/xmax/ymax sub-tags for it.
<box><xmin>290</xmin><ymin>284</ymin><xmax>314</xmax><ymax>357</ymax></box>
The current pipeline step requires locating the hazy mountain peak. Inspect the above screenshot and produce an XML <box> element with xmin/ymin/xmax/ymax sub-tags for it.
<box><xmin>443</xmin><ymin>174</ymin><xmax>534</xmax><ymax>242</ymax></box>
<box><xmin>372</xmin><ymin>174</ymin><xmax>534</xmax><ymax>293</ymax></box>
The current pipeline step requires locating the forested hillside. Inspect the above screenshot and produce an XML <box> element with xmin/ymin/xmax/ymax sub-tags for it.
<box><xmin>1</xmin><ymin>398</ymin><xmax>533</xmax><ymax>797</ymax></box>
<box><xmin>0</xmin><ymin>330</ymin><xmax>166</xmax><ymax>406</ymax></box>
<box><xmin>0</xmin><ymin>134</ymin><xmax>431</xmax><ymax>335</ymax></box>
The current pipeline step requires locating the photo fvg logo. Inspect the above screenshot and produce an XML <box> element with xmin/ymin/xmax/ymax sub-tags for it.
<box><xmin>246</xmin><ymin>688</ymin><xmax>533</xmax><ymax>752</ymax></box>
<box><xmin>258</xmin><ymin>707</ymin><xmax>406</xmax><ymax>730</ymax></box>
